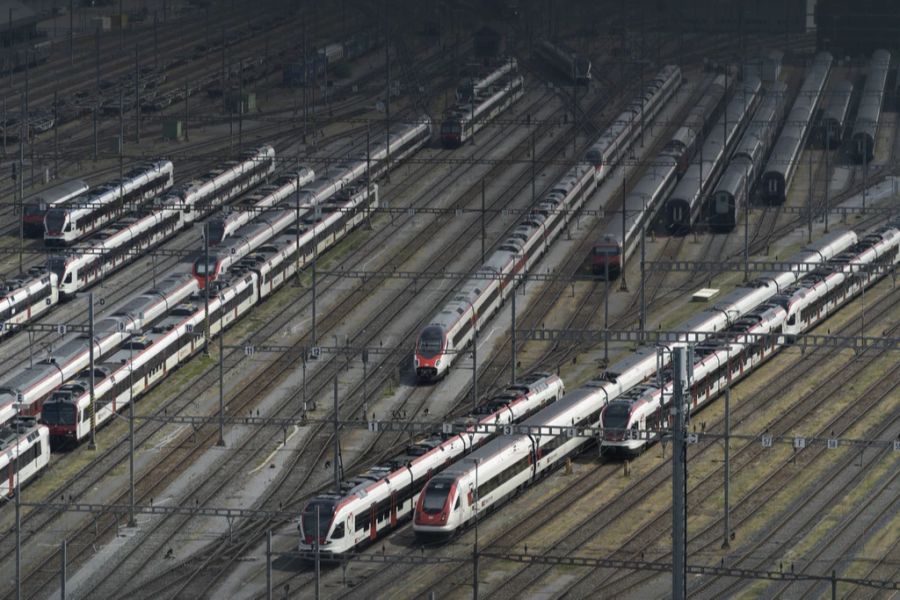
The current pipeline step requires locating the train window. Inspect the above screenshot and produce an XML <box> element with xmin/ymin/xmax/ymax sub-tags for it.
<box><xmin>331</xmin><ymin>522</ymin><xmax>345</xmax><ymax>540</ymax></box>
<box><xmin>417</xmin><ymin>327</ymin><xmax>443</xmax><ymax>358</ymax></box>
<box><xmin>421</xmin><ymin>478</ymin><xmax>453</xmax><ymax>514</ymax></box>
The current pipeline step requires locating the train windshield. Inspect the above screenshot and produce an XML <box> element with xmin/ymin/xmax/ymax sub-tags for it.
<box><xmin>41</xmin><ymin>403</ymin><xmax>76</xmax><ymax>426</ymax></box>
<box><xmin>47</xmin><ymin>257</ymin><xmax>67</xmax><ymax>280</ymax></box>
<box><xmin>417</xmin><ymin>326</ymin><xmax>444</xmax><ymax>358</ymax></box>
<box><xmin>45</xmin><ymin>209</ymin><xmax>68</xmax><ymax>233</ymax></box>
<box><xmin>193</xmin><ymin>256</ymin><xmax>219</xmax><ymax>276</ymax></box>
<box><xmin>207</xmin><ymin>222</ymin><xmax>226</xmax><ymax>244</ymax></box>
<box><xmin>592</xmin><ymin>243</ymin><xmax>620</xmax><ymax>257</ymax></box>
<box><xmin>421</xmin><ymin>477</ymin><xmax>454</xmax><ymax>514</ymax></box>
<box><xmin>603</xmin><ymin>403</ymin><xmax>631</xmax><ymax>430</ymax></box>
<box><xmin>301</xmin><ymin>500</ymin><xmax>336</xmax><ymax>539</ymax></box>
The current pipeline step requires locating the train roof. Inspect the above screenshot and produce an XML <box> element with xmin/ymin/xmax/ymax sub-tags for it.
<box><xmin>24</xmin><ymin>179</ymin><xmax>90</xmax><ymax>204</ymax></box>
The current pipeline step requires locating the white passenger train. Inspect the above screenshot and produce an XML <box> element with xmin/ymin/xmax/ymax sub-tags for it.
<box><xmin>416</xmin><ymin>66</ymin><xmax>681</xmax><ymax>380</ymax></box>
<box><xmin>40</xmin><ymin>185</ymin><xmax>379</xmax><ymax>442</ymax></box>
<box><xmin>47</xmin><ymin>145</ymin><xmax>275</xmax><ymax>298</ymax></box>
<box><xmin>0</xmin><ymin>272</ymin><xmax>198</xmax><ymax>420</ymax></box>
<box><xmin>22</xmin><ymin>179</ymin><xmax>90</xmax><ymax>238</ymax></box>
<box><xmin>441</xmin><ymin>74</ymin><xmax>524</xmax><ymax>148</ymax></box>
<box><xmin>601</xmin><ymin>223</ymin><xmax>900</xmax><ymax>454</ymax></box>
<box><xmin>207</xmin><ymin>167</ymin><xmax>315</xmax><ymax>245</ymax></box>
<box><xmin>0</xmin><ymin>270</ymin><xmax>58</xmax><ymax>337</ymax></box>
<box><xmin>44</xmin><ymin>161</ymin><xmax>175</xmax><ymax>246</ymax></box>
<box><xmin>414</xmin><ymin>161</ymin><xmax>595</xmax><ymax>380</ymax></box>
<box><xmin>412</xmin><ymin>230</ymin><xmax>860</xmax><ymax>536</ymax></box>
<box><xmin>585</xmin><ymin>65</ymin><xmax>682</xmax><ymax>181</ymax></box>
<box><xmin>0</xmin><ymin>417</ymin><xmax>50</xmax><ymax>497</ymax></box>
<box><xmin>298</xmin><ymin>373</ymin><xmax>564</xmax><ymax>556</ymax></box>
<box><xmin>196</xmin><ymin>119</ymin><xmax>431</xmax><ymax>286</ymax></box>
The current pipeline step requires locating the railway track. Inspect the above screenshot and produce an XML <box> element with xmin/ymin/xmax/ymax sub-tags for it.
<box><xmin>1</xmin><ymin>63</ymin><xmax>592</xmax><ymax>596</ymax></box>
<box><xmin>322</xmin><ymin>261</ymin><xmax>897</xmax><ymax>600</ymax></box>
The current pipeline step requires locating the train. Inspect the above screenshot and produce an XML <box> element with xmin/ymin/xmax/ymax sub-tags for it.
<box><xmin>850</xmin><ymin>49</ymin><xmax>891</xmax><ymax>165</ymax></box>
<box><xmin>585</xmin><ymin>65</ymin><xmax>682</xmax><ymax>182</ymax></box>
<box><xmin>197</xmin><ymin>118</ymin><xmax>431</xmax><ymax>287</ymax></box>
<box><xmin>662</xmin><ymin>73</ymin><xmax>732</xmax><ymax>177</ymax></box>
<box><xmin>207</xmin><ymin>168</ymin><xmax>315</xmax><ymax>245</ymax></box>
<box><xmin>592</xmin><ymin>165</ymin><xmax>678</xmax><ymax>278</ymax></box>
<box><xmin>601</xmin><ymin>223</ymin><xmax>900</xmax><ymax>454</ymax></box>
<box><xmin>21</xmin><ymin>179</ymin><xmax>90</xmax><ymax>238</ymax></box>
<box><xmin>0</xmin><ymin>417</ymin><xmax>50</xmax><ymax>497</ymax></box>
<box><xmin>0</xmin><ymin>272</ymin><xmax>199</xmax><ymax>421</ymax></box>
<box><xmin>411</xmin><ymin>228</ymin><xmax>861</xmax><ymax>536</ymax></box>
<box><xmin>440</xmin><ymin>74</ymin><xmax>524</xmax><ymax>148</ymax></box>
<box><xmin>760</xmin><ymin>52</ymin><xmax>832</xmax><ymax>204</ymax></box>
<box><xmin>281</xmin><ymin>31</ymin><xmax>381</xmax><ymax>86</ymax></box>
<box><xmin>661</xmin><ymin>76</ymin><xmax>762</xmax><ymax>236</ymax></box>
<box><xmin>819</xmin><ymin>79</ymin><xmax>853</xmax><ymax>148</ymax></box>
<box><xmin>416</xmin><ymin>66</ymin><xmax>679</xmax><ymax>376</ymax></box>
<box><xmin>456</xmin><ymin>58</ymin><xmax>518</xmax><ymax>102</ymax></box>
<box><xmin>297</xmin><ymin>373</ymin><xmax>564</xmax><ymax>556</ymax></box>
<box><xmin>47</xmin><ymin>145</ymin><xmax>276</xmax><ymax>298</ymax></box>
<box><xmin>709</xmin><ymin>81</ymin><xmax>789</xmax><ymax>233</ymax></box>
<box><xmin>0</xmin><ymin>269</ymin><xmax>58</xmax><ymax>338</ymax></box>
<box><xmin>414</xmin><ymin>158</ymin><xmax>594</xmax><ymax>380</ymax></box>
<box><xmin>40</xmin><ymin>185</ymin><xmax>380</xmax><ymax>443</ymax></box>
<box><xmin>536</xmin><ymin>39</ymin><xmax>591</xmax><ymax>84</ymax></box>
<box><xmin>43</xmin><ymin>161</ymin><xmax>175</xmax><ymax>246</ymax></box>
<box><xmin>591</xmin><ymin>72</ymin><xmax>746</xmax><ymax>276</ymax></box>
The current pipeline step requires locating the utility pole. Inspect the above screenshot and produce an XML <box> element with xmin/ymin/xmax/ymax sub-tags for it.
<box><xmin>60</xmin><ymin>539</ymin><xmax>66</xmax><ymax>599</ymax></box>
<box><xmin>510</xmin><ymin>286</ymin><xmax>517</xmax><ymax>384</ymax></box>
<box><xmin>722</xmin><ymin>386</ymin><xmax>731</xmax><ymax>548</ymax></box>
<box><xmin>135</xmin><ymin>46</ymin><xmax>141</xmax><ymax>144</ymax></box>
<box><xmin>639</xmin><ymin>197</ymin><xmax>646</xmax><ymax>339</ymax></box>
<box><xmin>481</xmin><ymin>179</ymin><xmax>486</xmax><ymax>263</ymax></box>
<box><xmin>218</xmin><ymin>306</ymin><xmax>225</xmax><ymax>447</ymax></box>
<box><xmin>333</xmin><ymin>377</ymin><xmax>341</xmax><ymax>493</ymax></box>
<box><xmin>472</xmin><ymin>319</ymin><xmax>478</xmax><ymax>411</ymax></box>
<box><xmin>384</xmin><ymin>29</ymin><xmax>391</xmax><ymax>182</ymax></box>
<box><xmin>203</xmin><ymin>222</ymin><xmax>210</xmax><ymax>356</ymax></box>
<box><xmin>807</xmin><ymin>142</ymin><xmax>813</xmax><ymax>243</ymax></box>
<box><xmin>672</xmin><ymin>347</ymin><xmax>689</xmax><ymax>600</ymax></box>
<box><xmin>69</xmin><ymin>0</ymin><xmax>74</xmax><ymax>65</ymax></box>
<box><xmin>824</xmin><ymin>130</ymin><xmax>830</xmax><ymax>233</ymax></box>
<box><xmin>743</xmin><ymin>165</ymin><xmax>750</xmax><ymax>281</ymax></box>
<box><xmin>620</xmin><ymin>176</ymin><xmax>628</xmax><ymax>292</ymax></box>
<box><xmin>95</xmin><ymin>26</ymin><xmax>100</xmax><ymax>90</ymax></box>
<box><xmin>88</xmin><ymin>293</ymin><xmax>97</xmax><ymax>450</ymax></box>
<box><xmin>128</xmin><ymin>333</ymin><xmax>136</xmax><ymax>528</ymax></box>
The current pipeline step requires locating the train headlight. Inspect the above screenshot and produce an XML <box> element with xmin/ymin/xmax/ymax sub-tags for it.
<box><xmin>414</xmin><ymin>357</ymin><xmax>419</xmax><ymax>367</ymax></box>
<box><xmin>435</xmin><ymin>359</ymin><xmax>440</xmax><ymax>367</ymax></box>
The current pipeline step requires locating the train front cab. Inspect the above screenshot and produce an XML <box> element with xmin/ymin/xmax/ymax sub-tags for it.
<box><xmin>591</xmin><ymin>238</ymin><xmax>622</xmax><ymax>279</ymax></box>
<box><xmin>665</xmin><ymin>198</ymin><xmax>692</xmax><ymax>236</ymax></box>
<box><xmin>298</xmin><ymin>497</ymin><xmax>340</xmax><ymax>559</ymax></box>
<box><xmin>414</xmin><ymin>476</ymin><xmax>459</xmax><ymax>539</ymax></box>
<box><xmin>440</xmin><ymin>113</ymin><xmax>465</xmax><ymax>148</ymax></box>
<box><xmin>761</xmin><ymin>172</ymin><xmax>785</xmax><ymax>205</ymax></box>
<box><xmin>415</xmin><ymin>325</ymin><xmax>445</xmax><ymax>381</ymax></box>
<box><xmin>709</xmin><ymin>192</ymin><xmax>737</xmax><ymax>233</ymax></box>
<box><xmin>192</xmin><ymin>255</ymin><xmax>222</xmax><ymax>289</ymax></box>
<box><xmin>599</xmin><ymin>402</ymin><xmax>646</xmax><ymax>458</ymax></box>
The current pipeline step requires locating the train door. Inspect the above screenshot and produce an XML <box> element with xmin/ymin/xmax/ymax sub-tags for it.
<box><xmin>6</xmin><ymin>461</ymin><xmax>13</xmax><ymax>497</ymax></box>
<box><xmin>390</xmin><ymin>492</ymin><xmax>398</xmax><ymax>527</ymax></box>
<box><xmin>369</xmin><ymin>504</ymin><xmax>377</xmax><ymax>541</ymax></box>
